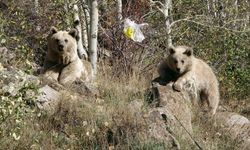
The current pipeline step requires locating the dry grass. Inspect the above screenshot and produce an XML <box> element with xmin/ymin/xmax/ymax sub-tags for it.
<box><xmin>0</xmin><ymin>68</ymin><xmax>165</xmax><ymax>149</ymax></box>
<box><xmin>189</xmin><ymin>112</ymin><xmax>240</xmax><ymax>150</ymax></box>
<box><xmin>0</xmin><ymin>66</ymin><xmax>242</xmax><ymax>150</ymax></box>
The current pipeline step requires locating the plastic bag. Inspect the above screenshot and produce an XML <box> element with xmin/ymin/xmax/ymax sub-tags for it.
<box><xmin>123</xmin><ymin>18</ymin><xmax>148</xmax><ymax>42</ymax></box>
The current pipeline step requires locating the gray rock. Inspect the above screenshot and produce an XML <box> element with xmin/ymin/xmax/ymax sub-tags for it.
<box><xmin>0</xmin><ymin>47</ymin><xmax>16</xmax><ymax>66</ymax></box>
<box><xmin>148</xmin><ymin>83</ymin><xmax>193</xmax><ymax>136</ymax></box>
<box><xmin>143</xmin><ymin>82</ymin><xmax>198</xmax><ymax>149</ymax></box>
<box><xmin>215</xmin><ymin>112</ymin><xmax>250</xmax><ymax>149</ymax></box>
<box><xmin>149</xmin><ymin>78</ymin><xmax>250</xmax><ymax>149</ymax></box>
<box><xmin>0</xmin><ymin>69</ymin><xmax>40</xmax><ymax>96</ymax></box>
<box><xmin>36</xmin><ymin>85</ymin><xmax>61</xmax><ymax>112</ymax></box>
<box><xmin>145</xmin><ymin>108</ymin><xmax>181</xmax><ymax>149</ymax></box>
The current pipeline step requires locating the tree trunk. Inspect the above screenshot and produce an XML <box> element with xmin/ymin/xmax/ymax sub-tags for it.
<box><xmin>80</xmin><ymin>0</ymin><xmax>90</xmax><ymax>49</ymax></box>
<box><xmin>207</xmin><ymin>0</ymin><xmax>211</xmax><ymax>14</ymax></box>
<box><xmin>163</xmin><ymin>0</ymin><xmax>172</xmax><ymax>47</ymax></box>
<box><xmin>89</xmin><ymin>0</ymin><xmax>99</xmax><ymax>78</ymax></box>
<box><xmin>149</xmin><ymin>0</ymin><xmax>172</xmax><ymax>47</ymax></box>
<box><xmin>73</xmin><ymin>4</ymin><xmax>88</xmax><ymax>59</ymax></box>
<box><xmin>245</xmin><ymin>0</ymin><xmax>250</xmax><ymax>29</ymax></box>
<box><xmin>34</xmin><ymin>0</ymin><xmax>39</xmax><ymax>15</ymax></box>
<box><xmin>64</xmin><ymin>0</ymin><xmax>71</xmax><ymax>28</ymax></box>
<box><xmin>233</xmin><ymin>0</ymin><xmax>239</xmax><ymax>28</ymax></box>
<box><xmin>212</xmin><ymin>0</ymin><xmax>218</xmax><ymax>18</ymax></box>
<box><xmin>117</xmin><ymin>0</ymin><xmax>122</xmax><ymax>22</ymax></box>
<box><xmin>218</xmin><ymin>1</ymin><xmax>225</xmax><ymax>26</ymax></box>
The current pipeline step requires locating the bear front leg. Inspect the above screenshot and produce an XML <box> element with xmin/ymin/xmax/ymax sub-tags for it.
<box><xmin>43</xmin><ymin>64</ymin><xmax>63</xmax><ymax>82</ymax></box>
<box><xmin>58</xmin><ymin>60</ymin><xmax>82</xmax><ymax>85</ymax></box>
<box><xmin>173</xmin><ymin>79</ymin><xmax>184</xmax><ymax>92</ymax></box>
<box><xmin>173</xmin><ymin>73</ymin><xmax>192</xmax><ymax>92</ymax></box>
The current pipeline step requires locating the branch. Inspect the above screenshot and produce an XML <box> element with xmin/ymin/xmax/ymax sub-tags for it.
<box><xmin>170</xmin><ymin>17</ymin><xmax>250</xmax><ymax>33</ymax></box>
<box><xmin>149</xmin><ymin>0</ymin><xmax>164</xmax><ymax>7</ymax></box>
<box><xmin>140</xmin><ymin>10</ymin><xmax>158</xmax><ymax>19</ymax></box>
<box><xmin>222</xmin><ymin>19</ymin><xmax>250</xmax><ymax>27</ymax></box>
<box><xmin>149</xmin><ymin>0</ymin><xmax>164</xmax><ymax>14</ymax></box>
<box><xmin>73</xmin><ymin>4</ymin><xmax>88</xmax><ymax>59</ymax></box>
<box><xmin>155</xmin><ymin>6</ymin><xmax>164</xmax><ymax>14</ymax></box>
<box><xmin>78</xmin><ymin>0</ymin><xmax>89</xmax><ymax>10</ymax></box>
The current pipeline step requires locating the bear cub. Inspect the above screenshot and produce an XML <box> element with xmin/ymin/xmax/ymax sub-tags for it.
<box><xmin>42</xmin><ymin>26</ymin><xmax>86</xmax><ymax>85</ymax></box>
<box><xmin>158</xmin><ymin>45</ymin><xmax>220</xmax><ymax>115</ymax></box>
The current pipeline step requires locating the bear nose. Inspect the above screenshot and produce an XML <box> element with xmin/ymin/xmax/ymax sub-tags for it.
<box><xmin>176</xmin><ymin>68</ymin><xmax>180</xmax><ymax>72</ymax></box>
<box><xmin>58</xmin><ymin>44</ymin><xmax>64</xmax><ymax>51</ymax></box>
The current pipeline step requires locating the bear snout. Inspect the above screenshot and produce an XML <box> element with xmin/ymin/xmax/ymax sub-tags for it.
<box><xmin>58</xmin><ymin>44</ymin><xmax>64</xmax><ymax>51</ymax></box>
<box><xmin>176</xmin><ymin>68</ymin><xmax>180</xmax><ymax>73</ymax></box>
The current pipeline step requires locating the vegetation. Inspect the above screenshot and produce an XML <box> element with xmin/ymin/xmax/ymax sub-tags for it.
<box><xmin>0</xmin><ymin>0</ymin><xmax>249</xmax><ymax>149</ymax></box>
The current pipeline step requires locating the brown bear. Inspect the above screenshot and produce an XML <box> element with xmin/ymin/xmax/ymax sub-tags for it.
<box><xmin>157</xmin><ymin>45</ymin><xmax>220</xmax><ymax>115</ymax></box>
<box><xmin>42</xmin><ymin>27</ymin><xmax>87</xmax><ymax>85</ymax></box>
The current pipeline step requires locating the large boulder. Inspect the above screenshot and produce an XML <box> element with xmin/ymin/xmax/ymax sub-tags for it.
<box><xmin>36</xmin><ymin>85</ymin><xmax>61</xmax><ymax>112</ymax></box>
<box><xmin>0</xmin><ymin>47</ymin><xmax>16</xmax><ymax>67</ymax></box>
<box><xmin>125</xmin><ymin>79</ymin><xmax>199</xmax><ymax>149</ymax></box>
<box><xmin>215</xmin><ymin>112</ymin><xmax>250</xmax><ymax>149</ymax></box>
<box><xmin>145</xmin><ymin>82</ymin><xmax>195</xmax><ymax>147</ymax></box>
<box><xmin>0</xmin><ymin>68</ymin><xmax>40</xmax><ymax>97</ymax></box>
<box><xmin>147</xmin><ymin>77</ymin><xmax>250</xmax><ymax>149</ymax></box>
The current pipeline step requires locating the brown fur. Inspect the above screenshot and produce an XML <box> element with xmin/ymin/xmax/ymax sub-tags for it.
<box><xmin>42</xmin><ymin>27</ymin><xmax>87</xmax><ymax>85</ymax></box>
<box><xmin>158</xmin><ymin>45</ymin><xmax>220</xmax><ymax>115</ymax></box>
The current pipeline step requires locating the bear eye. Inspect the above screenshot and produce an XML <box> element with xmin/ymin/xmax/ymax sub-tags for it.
<box><xmin>64</xmin><ymin>39</ymin><xmax>68</xmax><ymax>43</ymax></box>
<box><xmin>181</xmin><ymin>60</ymin><xmax>184</xmax><ymax>64</ymax></box>
<box><xmin>56</xmin><ymin>39</ymin><xmax>59</xmax><ymax>43</ymax></box>
<box><xmin>174</xmin><ymin>60</ymin><xmax>178</xmax><ymax>64</ymax></box>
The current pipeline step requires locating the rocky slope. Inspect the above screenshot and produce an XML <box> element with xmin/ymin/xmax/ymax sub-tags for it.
<box><xmin>0</xmin><ymin>46</ymin><xmax>249</xmax><ymax>149</ymax></box>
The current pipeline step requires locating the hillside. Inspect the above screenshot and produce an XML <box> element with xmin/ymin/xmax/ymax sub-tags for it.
<box><xmin>0</xmin><ymin>0</ymin><xmax>249</xmax><ymax>149</ymax></box>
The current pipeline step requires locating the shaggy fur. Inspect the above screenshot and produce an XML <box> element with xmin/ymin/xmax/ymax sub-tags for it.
<box><xmin>158</xmin><ymin>45</ymin><xmax>220</xmax><ymax>115</ymax></box>
<box><xmin>43</xmin><ymin>27</ymin><xmax>87</xmax><ymax>85</ymax></box>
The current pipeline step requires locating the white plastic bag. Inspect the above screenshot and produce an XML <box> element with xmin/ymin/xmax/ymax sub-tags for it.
<box><xmin>123</xmin><ymin>18</ymin><xmax>148</xmax><ymax>42</ymax></box>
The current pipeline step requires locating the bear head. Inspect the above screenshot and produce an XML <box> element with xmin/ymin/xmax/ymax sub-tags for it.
<box><xmin>167</xmin><ymin>45</ymin><xmax>193</xmax><ymax>75</ymax></box>
<box><xmin>48</xmin><ymin>27</ymin><xmax>79</xmax><ymax>58</ymax></box>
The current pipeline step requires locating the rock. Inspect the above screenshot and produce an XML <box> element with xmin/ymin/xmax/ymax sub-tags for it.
<box><xmin>215</xmin><ymin>112</ymin><xmax>250</xmax><ymax>149</ymax></box>
<box><xmin>144</xmin><ymin>107</ymin><xmax>181</xmax><ymax>149</ymax></box>
<box><xmin>148</xmin><ymin>77</ymin><xmax>250</xmax><ymax>149</ymax></box>
<box><xmin>36</xmin><ymin>85</ymin><xmax>61</xmax><ymax>112</ymax></box>
<box><xmin>142</xmin><ymin>80</ymin><xmax>199</xmax><ymax>149</ymax></box>
<box><xmin>37</xmin><ymin>79</ymin><xmax>98</xmax><ymax>113</ymax></box>
<box><xmin>147</xmin><ymin>82</ymin><xmax>193</xmax><ymax>137</ymax></box>
<box><xmin>0</xmin><ymin>69</ymin><xmax>40</xmax><ymax>96</ymax></box>
<box><xmin>36</xmin><ymin>84</ymin><xmax>93</xmax><ymax>113</ymax></box>
<box><xmin>73</xmin><ymin>80</ymin><xmax>100</xmax><ymax>97</ymax></box>
<box><xmin>0</xmin><ymin>47</ymin><xmax>16</xmax><ymax>67</ymax></box>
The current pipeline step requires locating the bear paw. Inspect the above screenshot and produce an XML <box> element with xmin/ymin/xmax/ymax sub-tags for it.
<box><xmin>173</xmin><ymin>82</ymin><xmax>182</xmax><ymax>92</ymax></box>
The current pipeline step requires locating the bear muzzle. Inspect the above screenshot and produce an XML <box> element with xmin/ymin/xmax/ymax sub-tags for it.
<box><xmin>176</xmin><ymin>68</ymin><xmax>181</xmax><ymax>73</ymax></box>
<box><xmin>58</xmin><ymin>44</ymin><xmax>64</xmax><ymax>52</ymax></box>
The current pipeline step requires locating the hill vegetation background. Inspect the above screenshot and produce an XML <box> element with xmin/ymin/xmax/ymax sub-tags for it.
<box><xmin>0</xmin><ymin>0</ymin><xmax>249</xmax><ymax>149</ymax></box>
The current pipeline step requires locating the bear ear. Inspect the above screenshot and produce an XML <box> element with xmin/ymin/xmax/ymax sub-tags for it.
<box><xmin>69</xmin><ymin>29</ymin><xmax>79</xmax><ymax>41</ymax></box>
<box><xmin>183</xmin><ymin>47</ymin><xmax>193</xmax><ymax>56</ymax></box>
<box><xmin>50</xmin><ymin>26</ymin><xmax>58</xmax><ymax>34</ymax></box>
<box><xmin>168</xmin><ymin>45</ymin><xmax>175</xmax><ymax>55</ymax></box>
